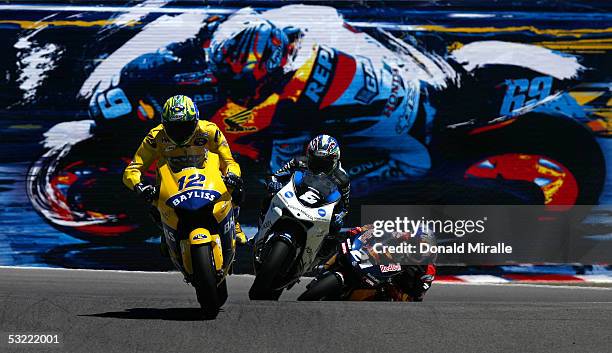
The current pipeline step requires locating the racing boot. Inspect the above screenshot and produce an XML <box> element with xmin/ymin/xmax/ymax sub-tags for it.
<box><xmin>235</xmin><ymin>221</ymin><xmax>247</xmax><ymax>246</ymax></box>
<box><xmin>232</xmin><ymin>206</ymin><xmax>247</xmax><ymax>246</ymax></box>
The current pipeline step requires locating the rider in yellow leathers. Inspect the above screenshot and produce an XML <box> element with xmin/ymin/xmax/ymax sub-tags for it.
<box><xmin>122</xmin><ymin>95</ymin><xmax>248</xmax><ymax>249</ymax></box>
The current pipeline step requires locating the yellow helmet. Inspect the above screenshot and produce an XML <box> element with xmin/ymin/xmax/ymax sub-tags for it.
<box><xmin>161</xmin><ymin>95</ymin><xmax>199</xmax><ymax>145</ymax></box>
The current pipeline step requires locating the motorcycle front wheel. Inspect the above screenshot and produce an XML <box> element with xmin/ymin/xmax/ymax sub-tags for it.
<box><xmin>298</xmin><ymin>272</ymin><xmax>343</xmax><ymax>301</ymax></box>
<box><xmin>192</xmin><ymin>244</ymin><xmax>221</xmax><ymax>319</ymax></box>
<box><xmin>249</xmin><ymin>240</ymin><xmax>291</xmax><ymax>300</ymax></box>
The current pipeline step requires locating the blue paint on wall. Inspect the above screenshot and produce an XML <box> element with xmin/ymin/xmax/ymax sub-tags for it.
<box><xmin>0</xmin><ymin>1</ymin><xmax>610</xmax><ymax>273</ymax></box>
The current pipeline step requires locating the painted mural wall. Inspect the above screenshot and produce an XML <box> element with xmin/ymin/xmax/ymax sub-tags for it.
<box><xmin>0</xmin><ymin>1</ymin><xmax>610</xmax><ymax>271</ymax></box>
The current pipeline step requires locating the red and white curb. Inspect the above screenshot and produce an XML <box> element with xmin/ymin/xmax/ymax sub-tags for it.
<box><xmin>437</xmin><ymin>274</ymin><xmax>612</xmax><ymax>283</ymax></box>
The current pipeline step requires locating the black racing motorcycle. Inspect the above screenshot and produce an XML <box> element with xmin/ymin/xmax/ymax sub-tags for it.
<box><xmin>298</xmin><ymin>228</ymin><xmax>434</xmax><ymax>302</ymax></box>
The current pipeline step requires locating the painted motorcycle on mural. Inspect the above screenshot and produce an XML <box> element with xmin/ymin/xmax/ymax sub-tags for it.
<box><xmin>27</xmin><ymin>5</ymin><xmax>605</xmax><ymax>242</ymax></box>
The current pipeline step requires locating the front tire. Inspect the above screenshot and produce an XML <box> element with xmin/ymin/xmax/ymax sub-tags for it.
<box><xmin>298</xmin><ymin>272</ymin><xmax>343</xmax><ymax>301</ymax></box>
<box><xmin>249</xmin><ymin>240</ymin><xmax>291</xmax><ymax>300</ymax></box>
<box><xmin>192</xmin><ymin>245</ymin><xmax>220</xmax><ymax>319</ymax></box>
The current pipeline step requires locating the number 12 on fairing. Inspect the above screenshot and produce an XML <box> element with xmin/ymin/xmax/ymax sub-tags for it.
<box><xmin>177</xmin><ymin>174</ymin><xmax>205</xmax><ymax>190</ymax></box>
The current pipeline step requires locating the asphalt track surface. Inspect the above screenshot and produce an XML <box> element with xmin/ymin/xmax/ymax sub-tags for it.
<box><xmin>1</xmin><ymin>268</ymin><xmax>611</xmax><ymax>353</ymax></box>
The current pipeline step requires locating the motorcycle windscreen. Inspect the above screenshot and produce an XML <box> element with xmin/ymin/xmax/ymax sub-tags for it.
<box><xmin>292</xmin><ymin>170</ymin><xmax>341</xmax><ymax>208</ymax></box>
<box><xmin>167</xmin><ymin>153</ymin><xmax>208</xmax><ymax>173</ymax></box>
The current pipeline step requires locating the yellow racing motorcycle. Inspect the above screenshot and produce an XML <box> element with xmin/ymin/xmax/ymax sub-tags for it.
<box><xmin>155</xmin><ymin>152</ymin><xmax>236</xmax><ymax>319</ymax></box>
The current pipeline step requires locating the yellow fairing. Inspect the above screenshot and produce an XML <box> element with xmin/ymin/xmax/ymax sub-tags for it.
<box><xmin>180</xmin><ymin>231</ymin><xmax>223</xmax><ymax>275</ymax></box>
<box><xmin>187</xmin><ymin>228</ymin><xmax>224</xmax><ymax>272</ymax></box>
<box><xmin>189</xmin><ymin>227</ymin><xmax>213</xmax><ymax>245</ymax></box>
<box><xmin>155</xmin><ymin>152</ymin><xmax>234</xmax><ymax>275</ymax></box>
<box><xmin>157</xmin><ymin>153</ymin><xmax>230</xmax><ymax>228</ymax></box>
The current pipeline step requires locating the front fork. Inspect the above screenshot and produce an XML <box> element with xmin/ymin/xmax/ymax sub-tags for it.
<box><xmin>254</xmin><ymin>232</ymin><xmax>299</xmax><ymax>284</ymax></box>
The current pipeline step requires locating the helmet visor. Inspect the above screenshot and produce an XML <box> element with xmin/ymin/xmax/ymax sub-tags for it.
<box><xmin>308</xmin><ymin>155</ymin><xmax>335</xmax><ymax>175</ymax></box>
<box><xmin>165</xmin><ymin>120</ymin><xmax>197</xmax><ymax>145</ymax></box>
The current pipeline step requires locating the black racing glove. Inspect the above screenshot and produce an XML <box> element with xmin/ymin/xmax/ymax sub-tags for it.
<box><xmin>395</xmin><ymin>266</ymin><xmax>433</xmax><ymax>302</ymax></box>
<box><xmin>333</xmin><ymin>209</ymin><xmax>347</xmax><ymax>229</ymax></box>
<box><xmin>267</xmin><ymin>180</ymin><xmax>283</xmax><ymax>193</ymax></box>
<box><xmin>223</xmin><ymin>172</ymin><xmax>243</xmax><ymax>189</ymax></box>
<box><xmin>134</xmin><ymin>182</ymin><xmax>157</xmax><ymax>203</ymax></box>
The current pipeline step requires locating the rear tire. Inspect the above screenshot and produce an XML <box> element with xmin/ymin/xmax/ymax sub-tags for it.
<box><xmin>249</xmin><ymin>240</ymin><xmax>291</xmax><ymax>300</ymax></box>
<box><xmin>298</xmin><ymin>272</ymin><xmax>343</xmax><ymax>301</ymax></box>
<box><xmin>192</xmin><ymin>245</ymin><xmax>220</xmax><ymax>319</ymax></box>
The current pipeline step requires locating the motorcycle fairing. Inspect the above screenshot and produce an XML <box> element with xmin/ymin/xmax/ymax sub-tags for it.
<box><xmin>157</xmin><ymin>153</ymin><xmax>234</xmax><ymax>276</ymax></box>
<box><xmin>166</xmin><ymin>189</ymin><xmax>222</xmax><ymax>210</ymax></box>
<box><xmin>292</xmin><ymin>170</ymin><xmax>341</xmax><ymax>207</ymax></box>
<box><xmin>256</xmin><ymin>171</ymin><xmax>339</xmax><ymax>282</ymax></box>
<box><xmin>343</xmin><ymin>232</ymin><xmax>403</xmax><ymax>281</ymax></box>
